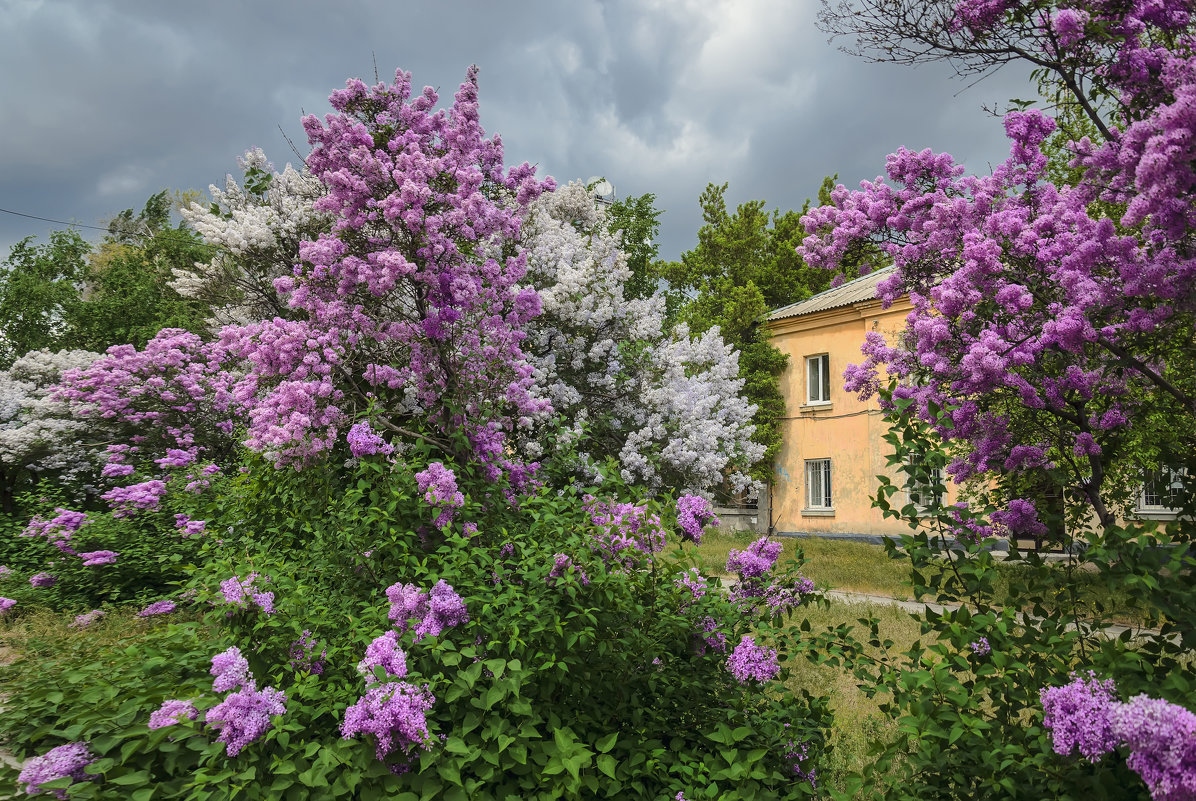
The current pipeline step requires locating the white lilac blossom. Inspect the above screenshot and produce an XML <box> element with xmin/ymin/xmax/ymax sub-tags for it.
<box><xmin>0</xmin><ymin>349</ymin><xmax>103</xmax><ymax>496</ymax></box>
<box><xmin>177</xmin><ymin>148</ymin><xmax>330</xmax><ymax>326</ymax></box>
<box><xmin>521</xmin><ymin>181</ymin><xmax>762</xmax><ymax>495</ymax></box>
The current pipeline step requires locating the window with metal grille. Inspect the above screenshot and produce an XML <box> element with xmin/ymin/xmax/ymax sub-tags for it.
<box><xmin>805</xmin><ymin>458</ymin><xmax>832</xmax><ymax>509</ymax></box>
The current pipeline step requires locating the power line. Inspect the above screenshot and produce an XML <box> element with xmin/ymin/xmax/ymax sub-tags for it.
<box><xmin>0</xmin><ymin>206</ymin><xmax>225</xmax><ymax>254</ymax></box>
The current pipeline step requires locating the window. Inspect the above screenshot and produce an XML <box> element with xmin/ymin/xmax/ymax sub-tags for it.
<box><xmin>806</xmin><ymin>354</ymin><xmax>831</xmax><ymax>404</ymax></box>
<box><xmin>1139</xmin><ymin>467</ymin><xmax>1186</xmax><ymax>514</ymax></box>
<box><xmin>805</xmin><ymin>459</ymin><xmax>832</xmax><ymax>509</ymax></box>
<box><xmin>905</xmin><ymin>464</ymin><xmax>943</xmax><ymax>512</ymax></box>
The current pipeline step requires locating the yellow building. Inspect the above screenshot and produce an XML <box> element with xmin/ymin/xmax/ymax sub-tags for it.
<box><xmin>762</xmin><ymin>269</ymin><xmax>952</xmax><ymax>537</ymax></box>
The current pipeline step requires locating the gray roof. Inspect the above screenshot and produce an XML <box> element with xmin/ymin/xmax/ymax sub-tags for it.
<box><xmin>765</xmin><ymin>267</ymin><xmax>895</xmax><ymax>322</ymax></box>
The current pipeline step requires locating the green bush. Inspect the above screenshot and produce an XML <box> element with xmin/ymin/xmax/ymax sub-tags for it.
<box><xmin>0</xmin><ymin>453</ymin><xmax>831</xmax><ymax>800</ymax></box>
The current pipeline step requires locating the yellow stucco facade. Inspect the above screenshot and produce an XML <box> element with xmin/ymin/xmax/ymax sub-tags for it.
<box><xmin>763</xmin><ymin>272</ymin><xmax>957</xmax><ymax>536</ymax></box>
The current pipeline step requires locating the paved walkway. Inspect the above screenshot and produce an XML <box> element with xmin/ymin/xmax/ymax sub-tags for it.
<box><xmin>821</xmin><ymin>588</ymin><xmax>1157</xmax><ymax>641</ymax></box>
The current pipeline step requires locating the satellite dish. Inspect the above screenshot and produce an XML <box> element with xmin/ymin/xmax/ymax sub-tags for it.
<box><xmin>592</xmin><ymin>179</ymin><xmax>614</xmax><ymax>198</ymax></box>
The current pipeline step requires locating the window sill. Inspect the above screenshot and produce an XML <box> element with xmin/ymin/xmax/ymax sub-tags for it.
<box><xmin>1134</xmin><ymin>509</ymin><xmax>1181</xmax><ymax>521</ymax></box>
<box><xmin>801</xmin><ymin>508</ymin><xmax>836</xmax><ymax>517</ymax></box>
<box><xmin>800</xmin><ymin>402</ymin><xmax>833</xmax><ymax>412</ymax></box>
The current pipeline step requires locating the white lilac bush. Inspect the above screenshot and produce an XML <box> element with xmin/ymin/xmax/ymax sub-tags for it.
<box><xmin>0</xmin><ymin>67</ymin><xmax>826</xmax><ymax>801</ymax></box>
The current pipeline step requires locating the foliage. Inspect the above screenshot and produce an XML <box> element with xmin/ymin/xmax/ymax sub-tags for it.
<box><xmin>602</xmin><ymin>189</ymin><xmax>662</xmax><ymax>302</ymax></box>
<box><xmin>0</xmin><ymin>230</ymin><xmax>91</xmax><ymax>367</ymax></box>
<box><xmin>800</xmin><ymin>2</ymin><xmax>1196</xmax><ymax>798</ymax></box>
<box><xmin>0</xmin><ymin>66</ymin><xmax>833</xmax><ymax>801</ymax></box>
<box><xmin>0</xmin><ymin>452</ymin><xmax>830</xmax><ymax>800</ymax></box>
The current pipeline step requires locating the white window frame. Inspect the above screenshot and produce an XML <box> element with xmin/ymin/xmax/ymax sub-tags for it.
<box><xmin>1138</xmin><ymin>467</ymin><xmax>1186</xmax><ymax>518</ymax></box>
<box><xmin>805</xmin><ymin>458</ymin><xmax>833</xmax><ymax>510</ymax></box>
<box><xmin>806</xmin><ymin>354</ymin><xmax>831</xmax><ymax>405</ymax></box>
<box><xmin>905</xmin><ymin>463</ymin><xmax>944</xmax><ymax>513</ymax></box>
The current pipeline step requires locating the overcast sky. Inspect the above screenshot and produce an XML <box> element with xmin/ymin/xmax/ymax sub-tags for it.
<box><xmin>1</xmin><ymin>0</ymin><xmax>1035</xmax><ymax>264</ymax></box>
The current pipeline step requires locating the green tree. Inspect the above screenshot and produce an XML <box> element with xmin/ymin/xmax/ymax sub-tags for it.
<box><xmin>0</xmin><ymin>192</ymin><xmax>214</xmax><ymax>367</ymax></box>
<box><xmin>70</xmin><ymin>191</ymin><xmax>213</xmax><ymax>348</ymax></box>
<box><xmin>659</xmin><ymin>181</ymin><xmax>838</xmax><ymax>487</ymax></box>
<box><xmin>603</xmin><ymin>190</ymin><xmax>663</xmax><ymax>301</ymax></box>
<box><xmin>0</xmin><ymin>230</ymin><xmax>90</xmax><ymax>367</ymax></box>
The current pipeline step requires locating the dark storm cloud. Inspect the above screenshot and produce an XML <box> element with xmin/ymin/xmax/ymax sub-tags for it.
<box><xmin>1</xmin><ymin>0</ymin><xmax>1040</xmax><ymax>266</ymax></box>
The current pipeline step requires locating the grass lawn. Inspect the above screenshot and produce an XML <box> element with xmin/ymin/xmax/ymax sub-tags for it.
<box><xmin>688</xmin><ymin>529</ymin><xmax>914</xmax><ymax>598</ymax></box>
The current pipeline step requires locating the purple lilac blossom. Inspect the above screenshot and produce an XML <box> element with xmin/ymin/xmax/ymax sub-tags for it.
<box><xmin>547</xmin><ymin>553</ymin><xmax>590</xmax><ymax>586</ymax></box>
<box><xmin>415</xmin><ymin>462</ymin><xmax>464</xmax><ymax>527</ymax></box>
<box><xmin>70</xmin><ymin>610</ymin><xmax>105</xmax><ymax>628</ymax></box>
<box><xmin>1040</xmin><ymin>673</ymin><xmax>1121</xmax><ymax>761</ymax></box>
<box><xmin>17</xmin><ymin>742</ymin><xmax>96</xmax><ymax>798</ymax></box>
<box><xmin>78</xmin><ymin>550</ymin><xmax>118</xmax><ymax>566</ymax></box>
<box><xmin>101</xmin><ymin>479</ymin><xmax>168</xmax><ymax>518</ymax></box>
<box><xmin>357</xmin><ymin>631</ymin><xmax>409</xmax><ymax>682</ymax></box>
<box><xmin>138</xmin><ymin>600</ymin><xmax>176</xmax><ymax>617</ymax></box>
<box><xmin>784</xmin><ymin>738</ymin><xmax>818</xmax><ymax>787</ymax></box>
<box><xmin>288</xmin><ymin>630</ymin><xmax>326</xmax><ymax>675</ymax></box>
<box><xmin>969</xmin><ymin>637</ymin><xmax>991</xmax><ymax>656</ymax></box>
<box><xmin>206</xmin><ymin>682</ymin><xmax>287</xmax><ymax>757</ymax></box>
<box><xmin>726</xmin><ymin>635</ymin><xmax>780</xmax><ymax>684</ymax></box>
<box><xmin>694</xmin><ymin>616</ymin><xmax>727</xmax><ymax>655</ymax></box>
<box><xmin>341</xmin><ymin>681</ymin><xmax>435</xmax><ymax>761</ymax></box>
<box><xmin>148</xmin><ymin>699</ymin><xmax>199</xmax><ymax>730</ymax></box>
<box><xmin>211</xmin><ymin>646</ymin><xmax>252</xmax><ymax>692</ymax></box>
<box><xmin>0</xmin><ymin>565</ymin><xmax>11</xmax><ymax>578</ymax></box>
<box><xmin>347</xmin><ymin>421</ymin><xmax>394</xmax><ymax>458</ymax></box>
<box><xmin>585</xmin><ymin>496</ymin><xmax>667</xmax><ymax>568</ymax></box>
<box><xmin>386</xmin><ymin>582</ymin><xmax>429</xmax><ymax>632</ymax></box>
<box><xmin>675</xmin><ymin>494</ymin><xmax>719</xmax><ymax>544</ymax></box>
<box><xmin>726</xmin><ymin>537</ymin><xmax>783</xmax><ymax>578</ymax></box>
<box><xmin>0</xmin><ymin>597</ymin><xmax>15</xmax><ymax>614</ymax></box>
<box><xmin>29</xmin><ymin>572</ymin><xmax>55</xmax><ymax>588</ymax></box>
<box><xmin>674</xmin><ymin>568</ymin><xmax>708</xmax><ymax>602</ymax></box>
<box><xmin>1110</xmin><ymin>695</ymin><xmax>1196</xmax><ymax>801</ymax></box>
<box><xmin>414</xmin><ymin>580</ymin><xmax>470</xmax><ymax>641</ymax></box>
<box><xmin>219</xmin><ymin>573</ymin><xmax>275</xmax><ymax>614</ymax></box>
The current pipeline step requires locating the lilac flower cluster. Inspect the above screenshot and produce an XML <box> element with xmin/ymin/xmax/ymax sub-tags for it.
<box><xmin>288</xmin><ymin>630</ymin><xmax>326</xmax><ymax>675</ymax></box>
<box><xmin>347</xmin><ymin>421</ymin><xmax>394</xmax><ymax>458</ymax></box>
<box><xmin>70</xmin><ymin>610</ymin><xmax>105</xmax><ymax>628</ymax></box>
<box><xmin>726</xmin><ymin>537</ymin><xmax>783</xmax><ymax>579</ymax></box>
<box><xmin>219</xmin><ymin>573</ymin><xmax>275</xmax><ymax>614</ymax></box>
<box><xmin>341</xmin><ymin>681</ymin><xmax>435</xmax><ymax>762</ymax></box>
<box><xmin>0</xmin><ymin>565</ymin><xmax>11</xmax><ymax>578</ymax></box>
<box><xmin>205</xmin><ymin>646</ymin><xmax>288</xmax><ymax>756</ymax></box>
<box><xmin>148</xmin><ymin>699</ymin><xmax>198</xmax><ymax>730</ymax></box>
<box><xmin>0</xmin><ymin>597</ymin><xmax>15</xmax><ymax>614</ymax></box>
<box><xmin>386</xmin><ymin>579</ymin><xmax>469</xmax><ymax>642</ymax></box>
<box><xmin>674</xmin><ymin>568</ymin><xmax>708</xmax><ymax>603</ymax></box>
<box><xmin>17</xmin><ymin>741</ymin><xmax>97</xmax><ymax>798</ymax></box>
<box><xmin>694</xmin><ymin>616</ymin><xmax>727</xmax><ymax>655</ymax></box>
<box><xmin>969</xmin><ymin>637</ymin><xmax>991</xmax><ymax>656</ymax></box>
<box><xmin>675</xmin><ymin>494</ymin><xmax>719</xmax><ymax>544</ymax></box>
<box><xmin>585</xmin><ymin>496</ymin><xmax>667</xmax><ymax>569</ymax></box>
<box><xmin>100</xmin><ymin>479</ymin><xmax>168</xmax><ymax>518</ymax></box>
<box><xmin>358</xmin><ymin>631</ymin><xmax>408</xmax><ymax>682</ymax></box>
<box><xmin>174</xmin><ymin>514</ymin><xmax>207</xmax><ymax>536</ymax></box>
<box><xmin>547</xmin><ymin>553</ymin><xmax>590</xmax><ymax>586</ymax></box>
<box><xmin>211</xmin><ymin>646</ymin><xmax>252</xmax><ymax>692</ymax></box>
<box><xmin>784</xmin><ymin>737</ymin><xmax>818</xmax><ymax>787</ymax></box>
<box><xmin>22</xmin><ymin>509</ymin><xmax>89</xmax><ymax>542</ymax></box>
<box><xmin>79</xmin><ymin>550</ymin><xmax>118</xmax><ymax>567</ymax></box>
<box><xmin>138</xmin><ymin>600</ymin><xmax>176</xmax><ymax>617</ymax></box>
<box><xmin>207</xmin><ymin>683</ymin><xmax>288</xmax><ymax>757</ymax></box>
<box><xmin>1042</xmin><ymin>673</ymin><xmax>1196</xmax><ymax>799</ymax></box>
<box><xmin>29</xmin><ymin>572</ymin><xmax>56</xmax><ymax>588</ymax></box>
<box><xmin>725</xmin><ymin>635</ymin><xmax>780</xmax><ymax>684</ymax></box>
<box><xmin>415</xmin><ymin>462</ymin><xmax>465</xmax><ymax>527</ymax></box>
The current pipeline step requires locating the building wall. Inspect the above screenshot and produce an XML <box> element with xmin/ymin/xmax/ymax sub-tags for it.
<box><xmin>765</xmin><ymin>296</ymin><xmax>957</xmax><ymax>536</ymax></box>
